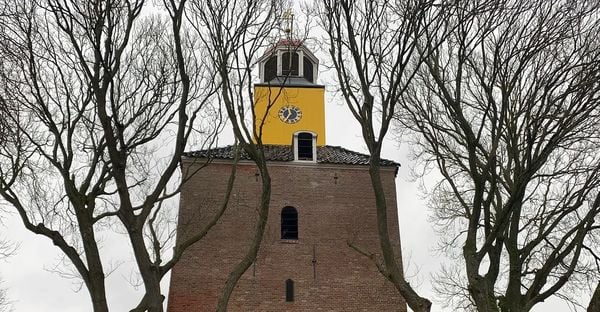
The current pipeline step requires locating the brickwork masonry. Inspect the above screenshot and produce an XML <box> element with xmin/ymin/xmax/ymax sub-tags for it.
<box><xmin>167</xmin><ymin>161</ymin><xmax>407</xmax><ymax>311</ymax></box>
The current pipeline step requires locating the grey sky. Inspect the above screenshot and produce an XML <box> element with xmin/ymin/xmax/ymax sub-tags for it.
<box><xmin>0</xmin><ymin>2</ymin><xmax>591</xmax><ymax>311</ymax></box>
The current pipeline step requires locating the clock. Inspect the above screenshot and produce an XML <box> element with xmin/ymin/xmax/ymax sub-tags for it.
<box><xmin>278</xmin><ymin>105</ymin><xmax>302</xmax><ymax>124</ymax></box>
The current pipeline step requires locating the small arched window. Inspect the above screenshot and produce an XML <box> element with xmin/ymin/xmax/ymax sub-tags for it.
<box><xmin>285</xmin><ymin>279</ymin><xmax>294</xmax><ymax>302</ymax></box>
<box><xmin>281</xmin><ymin>206</ymin><xmax>298</xmax><ymax>240</ymax></box>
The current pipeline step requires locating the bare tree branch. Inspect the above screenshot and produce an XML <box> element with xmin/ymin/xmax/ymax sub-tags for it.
<box><xmin>315</xmin><ymin>0</ymin><xmax>446</xmax><ymax>311</ymax></box>
<box><xmin>398</xmin><ymin>1</ymin><xmax>600</xmax><ymax>311</ymax></box>
<box><xmin>0</xmin><ymin>0</ymin><xmax>226</xmax><ymax>311</ymax></box>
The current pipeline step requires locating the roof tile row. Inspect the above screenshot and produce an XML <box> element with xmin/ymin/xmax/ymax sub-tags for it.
<box><xmin>184</xmin><ymin>145</ymin><xmax>398</xmax><ymax>167</ymax></box>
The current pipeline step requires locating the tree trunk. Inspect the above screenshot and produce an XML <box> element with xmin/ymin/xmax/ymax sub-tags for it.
<box><xmin>77</xmin><ymin>212</ymin><xmax>109</xmax><ymax>312</ymax></box>
<box><xmin>368</xmin><ymin>157</ymin><xmax>432</xmax><ymax>312</ymax></box>
<box><xmin>216</xmin><ymin>163</ymin><xmax>271</xmax><ymax>312</ymax></box>
<box><xmin>466</xmin><ymin>276</ymin><xmax>499</xmax><ymax>312</ymax></box>
<box><xmin>83</xmin><ymin>246</ymin><xmax>109</xmax><ymax>312</ymax></box>
<box><xmin>464</xmin><ymin>243</ymin><xmax>499</xmax><ymax>312</ymax></box>
<box><xmin>128</xmin><ymin>227</ymin><xmax>164</xmax><ymax>312</ymax></box>
<box><xmin>589</xmin><ymin>282</ymin><xmax>600</xmax><ymax>312</ymax></box>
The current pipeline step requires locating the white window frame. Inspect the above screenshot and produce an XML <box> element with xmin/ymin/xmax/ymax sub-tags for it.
<box><xmin>298</xmin><ymin>50</ymin><xmax>304</xmax><ymax>77</ymax></box>
<box><xmin>293</xmin><ymin>131</ymin><xmax>317</xmax><ymax>162</ymax></box>
<box><xmin>276</xmin><ymin>49</ymin><xmax>282</xmax><ymax>76</ymax></box>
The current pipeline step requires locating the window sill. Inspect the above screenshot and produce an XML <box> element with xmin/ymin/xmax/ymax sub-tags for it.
<box><xmin>293</xmin><ymin>159</ymin><xmax>317</xmax><ymax>163</ymax></box>
<box><xmin>280</xmin><ymin>239</ymin><xmax>299</xmax><ymax>244</ymax></box>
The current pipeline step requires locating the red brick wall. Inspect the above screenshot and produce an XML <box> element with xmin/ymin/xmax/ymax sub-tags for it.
<box><xmin>167</xmin><ymin>160</ymin><xmax>407</xmax><ymax>311</ymax></box>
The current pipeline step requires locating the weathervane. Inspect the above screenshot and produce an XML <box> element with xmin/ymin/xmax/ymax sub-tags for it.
<box><xmin>281</xmin><ymin>8</ymin><xmax>294</xmax><ymax>40</ymax></box>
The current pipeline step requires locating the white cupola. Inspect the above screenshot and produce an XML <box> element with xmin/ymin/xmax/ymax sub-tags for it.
<box><xmin>257</xmin><ymin>40</ymin><xmax>319</xmax><ymax>85</ymax></box>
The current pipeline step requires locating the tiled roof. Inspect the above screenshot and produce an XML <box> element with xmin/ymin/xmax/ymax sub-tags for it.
<box><xmin>184</xmin><ymin>145</ymin><xmax>398</xmax><ymax>167</ymax></box>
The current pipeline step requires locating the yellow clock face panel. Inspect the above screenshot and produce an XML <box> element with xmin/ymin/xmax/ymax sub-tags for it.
<box><xmin>254</xmin><ymin>86</ymin><xmax>325</xmax><ymax>145</ymax></box>
<box><xmin>278</xmin><ymin>105</ymin><xmax>302</xmax><ymax>124</ymax></box>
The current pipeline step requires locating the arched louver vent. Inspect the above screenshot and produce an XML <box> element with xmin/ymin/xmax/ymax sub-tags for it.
<box><xmin>264</xmin><ymin>55</ymin><xmax>277</xmax><ymax>82</ymax></box>
<box><xmin>281</xmin><ymin>52</ymin><xmax>299</xmax><ymax>77</ymax></box>
<box><xmin>303</xmin><ymin>56</ymin><xmax>313</xmax><ymax>83</ymax></box>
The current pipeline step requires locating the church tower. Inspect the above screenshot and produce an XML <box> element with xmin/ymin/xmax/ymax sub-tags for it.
<box><xmin>253</xmin><ymin>39</ymin><xmax>325</xmax><ymax>147</ymax></box>
<box><xmin>167</xmin><ymin>39</ymin><xmax>407</xmax><ymax>311</ymax></box>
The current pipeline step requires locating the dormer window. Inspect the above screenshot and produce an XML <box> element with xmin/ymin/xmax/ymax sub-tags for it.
<box><xmin>293</xmin><ymin>132</ymin><xmax>317</xmax><ymax>162</ymax></box>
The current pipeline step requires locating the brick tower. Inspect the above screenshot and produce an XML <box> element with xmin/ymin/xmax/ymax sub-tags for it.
<box><xmin>167</xmin><ymin>40</ymin><xmax>407</xmax><ymax>311</ymax></box>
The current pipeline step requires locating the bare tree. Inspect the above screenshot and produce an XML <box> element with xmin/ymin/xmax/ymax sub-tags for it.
<box><xmin>184</xmin><ymin>1</ymin><xmax>304</xmax><ymax>310</ymax></box>
<box><xmin>315</xmin><ymin>0</ymin><xmax>448</xmax><ymax>311</ymax></box>
<box><xmin>0</xmin><ymin>0</ymin><xmax>230</xmax><ymax>311</ymax></box>
<box><xmin>0</xmin><ymin>281</ymin><xmax>8</xmax><ymax>312</ymax></box>
<box><xmin>398</xmin><ymin>0</ymin><xmax>600</xmax><ymax>311</ymax></box>
<box><xmin>0</xmin><ymin>243</ymin><xmax>12</xmax><ymax>312</ymax></box>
